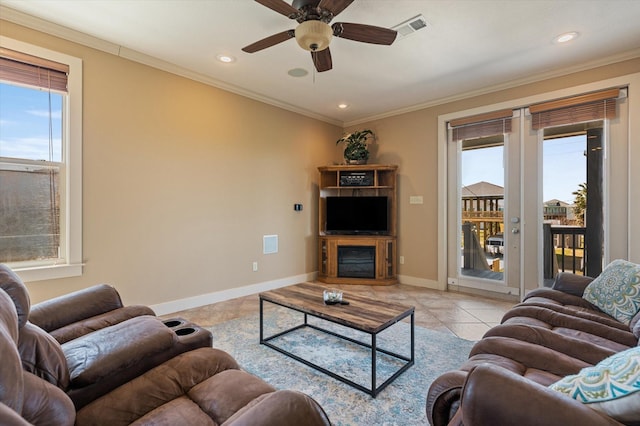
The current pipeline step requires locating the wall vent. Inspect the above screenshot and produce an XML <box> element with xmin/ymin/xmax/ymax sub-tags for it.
<box><xmin>263</xmin><ymin>234</ymin><xmax>278</xmax><ymax>254</ymax></box>
<box><xmin>392</xmin><ymin>14</ymin><xmax>428</xmax><ymax>39</ymax></box>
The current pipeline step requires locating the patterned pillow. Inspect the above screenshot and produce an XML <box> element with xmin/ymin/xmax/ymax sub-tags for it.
<box><xmin>549</xmin><ymin>347</ymin><xmax>640</xmax><ymax>423</ymax></box>
<box><xmin>582</xmin><ymin>259</ymin><xmax>640</xmax><ymax>325</ymax></box>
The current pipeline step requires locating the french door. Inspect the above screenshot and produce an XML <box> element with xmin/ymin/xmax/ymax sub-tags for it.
<box><xmin>447</xmin><ymin>114</ymin><xmax>610</xmax><ymax>299</ymax></box>
<box><xmin>446</xmin><ymin>111</ymin><xmax>525</xmax><ymax>297</ymax></box>
<box><xmin>442</xmin><ymin>83</ymin><xmax>632</xmax><ymax>300</ymax></box>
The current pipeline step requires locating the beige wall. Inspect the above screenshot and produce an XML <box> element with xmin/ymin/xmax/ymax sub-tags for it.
<box><xmin>3</xmin><ymin>19</ymin><xmax>639</xmax><ymax>307</ymax></box>
<box><xmin>1</xmin><ymin>21</ymin><xmax>341</xmax><ymax>306</ymax></box>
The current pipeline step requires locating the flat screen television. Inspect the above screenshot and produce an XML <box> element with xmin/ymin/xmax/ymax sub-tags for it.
<box><xmin>325</xmin><ymin>196</ymin><xmax>388</xmax><ymax>235</ymax></box>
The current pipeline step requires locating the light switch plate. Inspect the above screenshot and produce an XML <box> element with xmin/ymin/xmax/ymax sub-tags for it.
<box><xmin>409</xmin><ymin>196</ymin><xmax>424</xmax><ymax>204</ymax></box>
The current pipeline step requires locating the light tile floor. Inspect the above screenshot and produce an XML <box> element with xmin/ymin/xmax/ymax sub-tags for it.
<box><xmin>163</xmin><ymin>283</ymin><xmax>516</xmax><ymax>341</ymax></box>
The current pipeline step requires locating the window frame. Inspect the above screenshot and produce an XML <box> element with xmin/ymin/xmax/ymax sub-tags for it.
<box><xmin>0</xmin><ymin>36</ymin><xmax>83</xmax><ymax>282</ymax></box>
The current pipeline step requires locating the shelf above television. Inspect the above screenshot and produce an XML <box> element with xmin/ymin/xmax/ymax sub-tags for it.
<box><xmin>322</xmin><ymin>185</ymin><xmax>394</xmax><ymax>190</ymax></box>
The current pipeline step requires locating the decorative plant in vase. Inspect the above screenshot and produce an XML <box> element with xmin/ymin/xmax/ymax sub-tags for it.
<box><xmin>336</xmin><ymin>129</ymin><xmax>375</xmax><ymax>165</ymax></box>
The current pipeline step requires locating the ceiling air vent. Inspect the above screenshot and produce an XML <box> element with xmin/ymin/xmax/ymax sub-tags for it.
<box><xmin>392</xmin><ymin>14</ymin><xmax>428</xmax><ymax>39</ymax></box>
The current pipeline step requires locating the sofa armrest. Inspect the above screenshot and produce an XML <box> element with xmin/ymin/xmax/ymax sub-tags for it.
<box><xmin>29</xmin><ymin>284</ymin><xmax>153</xmax><ymax>334</ymax></box>
<box><xmin>63</xmin><ymin>315</ymin><xmax>177</xmax><ymax>409</ymax></box>
<box><xmin>460</xmin><ymin>364</ymin><xmax>622</xmax><ymax>426</ymax></box>
<box><xmin>223</xmin><ymin>390</ymin><xmax>332</xmax><ymax>426</ymax></box>
<box><xmin>551</xmin><ymin>272</ymin><xmax>594</xmax><ymax>297</ymax></box>
<box><xmin>426</xmin><ymin>370</ymin><xmax>468</xmax><ymax>426</ymax></box>
<box><xmin>48</xmin><ymin>305</ymin><xmax>155</xmax><ymax>344</ymax></box>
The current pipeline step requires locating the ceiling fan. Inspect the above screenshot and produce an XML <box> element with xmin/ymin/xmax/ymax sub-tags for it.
<box><xmin>242</xmin><ymin>0</ymin><xmax>397</xmax><ymax>72</ymax></box>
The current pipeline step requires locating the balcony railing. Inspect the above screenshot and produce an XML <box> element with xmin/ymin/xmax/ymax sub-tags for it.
<box><xmin>543</xmin><ymin>224</ymin><xmax>587</xmax><ymax>279</ymax></box>
<box><xmin>461</xmin><ymin>211</ymin><xmax>504</xmax><ymax>219</ymax></box>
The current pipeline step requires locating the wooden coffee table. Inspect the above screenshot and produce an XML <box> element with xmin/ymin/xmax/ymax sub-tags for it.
<box><xmin>259</xmin><ymin>283</ymin><xmax>414</xmax><ymax>397</ymax></box>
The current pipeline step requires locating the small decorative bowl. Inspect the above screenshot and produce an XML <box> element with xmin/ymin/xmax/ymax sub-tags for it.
<box><xmin>323</xmin><ymin>289</ymin><xmax>343</xmax><ymax>305</ymax></box>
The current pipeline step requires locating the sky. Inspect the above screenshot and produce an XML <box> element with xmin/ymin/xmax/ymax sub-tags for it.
<box><xmin>0</xmin><ymin>83</ymin><xmax>63</xmax><ymax>162</ymax></box>
<box><xmin>462</xmin><ymin>135</ymin><xmax>586</xmax><ymax>204</ymax></box>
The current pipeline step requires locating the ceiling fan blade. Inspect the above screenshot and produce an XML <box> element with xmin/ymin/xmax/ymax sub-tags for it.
<box><xmin>311</xmin><ymin>48</ymin><xmax>332</xmax><ymax>72</ymax></box>
<box><xmin>242</xmin><ymin>30</ymin><xmax>295</xmax><ymax>53</ymax></box>
<box><xmin>332</xmin><ymin>22</ymin><xmax>397</xmax><ymax>45</ymax></box>
<box><xmin>254</xmin><ymin>0</ymin><xmax>301</xmax><ymax>19</ymax></box>
<box><xmin>318</xmin><ymin>0</ymin><xmax>354</xmax><ymax>17</ymax></box>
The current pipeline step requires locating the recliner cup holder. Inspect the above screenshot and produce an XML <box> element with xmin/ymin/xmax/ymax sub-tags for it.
<box><xmin>160</xmin><ymin>317</ymin><xmax>210</xmax><ymax>347</ymax></box>
<box><xmin>175</xmin><ymin>327</ymin><xmax>197</xmax><ymax>336</ymax></box>
<box><xmin>163</xmin><ymin>318</ymin><xmax>186</xmax><ymax>328</ymax></box>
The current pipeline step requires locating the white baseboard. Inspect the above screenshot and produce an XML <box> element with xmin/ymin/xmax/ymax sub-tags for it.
<box><xmin>151</xmin><ymin>272</ymin><xmax>317</xmax><ymax>316</ymax></box>
<box><xmin>397</xmin><ymin>274</ymin><xmax>441</xmax><ymax>290</ymax></box>
<box><xmin>449</xmin><ymin>280</ymin><xmax>520</xmax><ymax>297</ymax></box>
<box><xmin>153</xmin><ymin>272</ymin><xmax>447</xmax><ymax>316</ymax></box>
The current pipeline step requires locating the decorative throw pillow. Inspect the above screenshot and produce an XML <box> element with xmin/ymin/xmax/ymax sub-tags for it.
<box><xmin>582</xmin><ymin>259</ymin><xmax>640</xmax><ymax>325</ymax></box>
<box><xmin>549</xmin><ymin>346</ymin><xmax>640</xmax><ymax>423</ymax></box>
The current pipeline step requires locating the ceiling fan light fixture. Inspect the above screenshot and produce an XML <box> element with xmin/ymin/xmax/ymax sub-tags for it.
<box><xmin>295</xmin><ymin>20</ymin><xmax>333</xmax><ymax>52</ymax></box>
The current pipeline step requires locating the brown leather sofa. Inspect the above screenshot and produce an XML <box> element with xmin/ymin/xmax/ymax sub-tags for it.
<box><xmin>427</xmin><ymin>272</ymin><xmax>639</xmax><ymax>426</ymax></box>
<box><xmin>0</xmin><ymin>264</ymin><xmax>331</xmax><ymax>425</ymax></box>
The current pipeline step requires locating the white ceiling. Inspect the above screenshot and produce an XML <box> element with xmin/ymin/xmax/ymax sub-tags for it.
<box><xmin>2</xmin><ymin>0</ymin><xmax>640</xmax><ymax>126</ymax></box>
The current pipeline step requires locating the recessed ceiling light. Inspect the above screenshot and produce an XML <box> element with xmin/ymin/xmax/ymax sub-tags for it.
<box><xmin>217</xmin><ymin>54</ymin><xmax>236</xmax><ymax>63</ymax></box>
<box><xmin>288</xmin><ymin>68</ymin><xmax>309</xmax><ymax>77</ymax></box>
<box><xmin>338</xmin><ymin>103</ymin><xmax>349</xmax><ymax>109</ymax></box>
<box><xmin>553</xmin><ymin>32</ymin><xmax>579</xmax><ymax>44</ymax></box>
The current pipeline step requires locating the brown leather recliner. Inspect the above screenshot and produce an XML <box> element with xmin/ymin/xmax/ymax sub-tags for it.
<box><xmin>2</xmin><ymin>265</ymin><xmax>213</xmax><ymax>409</ymax></box>
<box><xmin>0</xmin><ymin>263</ymin><xmax>331</xmax><ymax>425</ymax></box>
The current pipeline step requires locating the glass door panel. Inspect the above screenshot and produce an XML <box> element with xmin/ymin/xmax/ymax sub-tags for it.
<box><xmin>542</xmin><ymin>127</ymin><xmax>604</xmax><ymax>284</ymax></box>
<box><xmin>460</xmin><ymin>139</ymin><xmax>505</xmax><ymax>281</ymax></box>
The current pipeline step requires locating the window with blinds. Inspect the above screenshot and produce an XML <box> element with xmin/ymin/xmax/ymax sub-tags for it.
<box><xmin>0</xmin><ymin>47</ymin><xmax>69</xmax><ymax>92</ymax></box>
<box><xmin>0</xmin><ymin>47</ymin><xmax>68</xmax><ymax>265</ymax></box>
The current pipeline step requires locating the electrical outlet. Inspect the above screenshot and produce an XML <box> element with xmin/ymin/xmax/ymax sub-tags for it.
<box><xmin>252</xmin><ymin>262</ymin><xmax>258</xmax><ymax>272</ymax></box>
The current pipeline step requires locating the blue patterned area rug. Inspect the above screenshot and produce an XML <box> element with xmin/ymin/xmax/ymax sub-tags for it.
<box><xmin>209</xmin><ymin>305</ymin><xmax>475</xmax><ymax>426</ymax></box>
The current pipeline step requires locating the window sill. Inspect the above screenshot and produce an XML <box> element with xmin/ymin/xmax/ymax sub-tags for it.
<box><xmin>12</xmin><ymin>263</ymin><xmax>83</xmax><ymax>283</ymax></box>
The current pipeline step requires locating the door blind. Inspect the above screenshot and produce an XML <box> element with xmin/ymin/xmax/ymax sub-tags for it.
<box><xmin>449</xmin><ymin>109</ymin><xmax>513</xmax><ymax>141</ymax></box>
<box><xmin>530</xmin><ymin>88</ymin><xmax>619</xmax><ymax>130</ymax></box>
